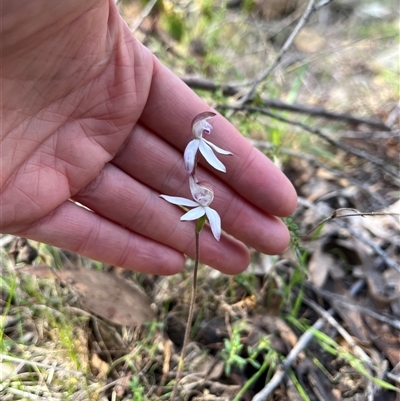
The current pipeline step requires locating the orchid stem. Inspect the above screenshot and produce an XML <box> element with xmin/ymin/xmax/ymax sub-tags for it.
<box><xmin>171</xmin><ymin>226</ymin><xmax>200</xmax><ymax>400</ymax></box>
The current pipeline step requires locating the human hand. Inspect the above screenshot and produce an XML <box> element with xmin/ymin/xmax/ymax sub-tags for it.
<box><xmin>1</xmin><ymin>0</ymin><xmax>297</xmax><ymax>275</ymax></box>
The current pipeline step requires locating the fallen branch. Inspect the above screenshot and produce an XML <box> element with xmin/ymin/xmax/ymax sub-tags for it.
<box><xmin>182</xmin><ymin>75</ymin><xmax>389</xmax><ymax>130</ymax></box>
<box><xmin>219</xmin><ymin>105</ymin><xmax>399</xmax><ymax>179</ymax></box>
<box><xmin>180</xmin><ymin>75</ymin><xmax>246</xmax><ymax>97</ymax></box>
<box><xmin>259</xmin><ymin>98</ymin><xmax>390</xmax><ymax>130</ymax></box>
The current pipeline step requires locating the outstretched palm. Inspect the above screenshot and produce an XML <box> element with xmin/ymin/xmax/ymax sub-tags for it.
<box><xmin>1</xmin><ymin>0</ymin><xmax>297</xmax><ymax>274</ymax></box>
<box><xmin>2</xmin><ymin>1</ymin><xmax>150</xmax><ymax>226</ymax></box>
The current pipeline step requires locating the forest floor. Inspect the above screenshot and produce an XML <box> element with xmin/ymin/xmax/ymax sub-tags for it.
<box><xmin>1</xmin><ymin>1</ymin><xmax>399</xmax><ymax>400</ymax></box>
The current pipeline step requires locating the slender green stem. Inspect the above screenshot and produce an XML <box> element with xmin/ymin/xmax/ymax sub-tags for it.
<box><xmin>232</xmin><ymin>350</ymin><xmax>275</xmax><ymax>401</ymax></box>
<box><xmin>170</xmin><ymin>227</ymin><xmax>200</xmax><ymax>400</ymax></box>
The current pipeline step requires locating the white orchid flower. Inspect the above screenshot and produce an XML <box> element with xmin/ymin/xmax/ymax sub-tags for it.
<box><xmin>184</xmin><ymin>111</ymin><xmax>232</xmax><ymax>174</ymax></box>
<box><xmin>160</xmin><ymin>175</ymin><xmax>221</xmax><ymax>241</ymax></box>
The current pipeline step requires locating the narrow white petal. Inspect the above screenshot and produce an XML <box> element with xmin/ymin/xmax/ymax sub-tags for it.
<box><xmin>205</xmin><ymin>207</ymin><xmax>222</xmax><ymax>241</ymax></box>
<box><xmin>203</xmin><ymin>139</ymin><xmax>233</xmax><ymax>155</ymax></box>
<box><xmin>181</xmin><ymin>207</ymin><xmax>205</xmax><ymax>221</ymax></box>
<box><xmin>199</xmin><ymin>141</ymin><xmax>226</xmax><ymax>173</ymax></box>
<box><xmin>184</xmin><ymin>140</ymin><xmax>200</xmax><ymax>174</ymax></box>
<box><xmin>160</xmin><ymin>195</ymin><xmax>198</xmax><ymax>207</ymax></box>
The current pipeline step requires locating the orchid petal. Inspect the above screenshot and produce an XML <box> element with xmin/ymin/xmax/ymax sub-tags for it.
<box><xmin>191</xmin><ymin>112</ymin><xmax>216</xmax><ymax>138</ymax></box>
<box><xmin>191</xmin><ymin>111</ymin><xmax>216</xmax><ymax>127</ymax></box>
<box><xmin>181</xmin><ymin>206</ymin><xmax>206</xmax><ymax>221</ymax></box>
<box><xmin>199</xmin><ymin>141</ymin><xmax>226</xmax><ymax>172</ymax></box>
<box><xmin>184</xmin><ymin>139</ymin><xmax>200</xmax><ymax>174</ymax></box>
<box><xmin>203</xmin><ymin>139</ymin><xmax>233</xmax><ymax>155</ymax></box>
<box><xmin>189</xmin><ymin>175</ymin><xmax>214</xmax><ymax>206</ymax></box>
<box><xmin>205</xmin><ymin>207</ymin><xmax>222</xmax><ymax>241</ymax></box>
<box><xmin>160</xmin><ymin>195</ymin><xmax>198</xmax><ymax>207</ymax></box>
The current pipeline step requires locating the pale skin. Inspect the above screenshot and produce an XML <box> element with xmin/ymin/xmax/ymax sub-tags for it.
<box><xmin>1</xmin><ymin>0</ymin><xmax>297</xmax><ymax>275</ymax></box>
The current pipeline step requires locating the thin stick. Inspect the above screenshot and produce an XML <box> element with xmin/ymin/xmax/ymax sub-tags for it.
<box><xmin>335</xmin><ymin>218</ymin><xmax>400</xmax><ymax>275</ymax></box>
<box><xmin>252</xmin><ymin>279</ymin><xmax>365</xmax><ymax>401</ymax></box>
<box><xmin>0</xmin><ymin>354</ymin><xmax>90</xmax><ymax>378</ymax></box>
<box><xmin>303</xmin><ymin>298</ymin><xmax>373</xmax><ymax>365</ymax></box>
<box><xmin>250</xmin><ymin>139</ymin><xmax>388</xmax><ymax>207</ymax></box>
<box><xmin>297</xmin><ymin>197</ymin><xmax>400</xmax><ymax>274</ymax></box>
<box><xmin>221</xmin><ymin>105</ymin><xmax>399</xmax><ymax>179</ymax></box>
<box><xmin>237</xmin><ymin>0</ymin><xmax>335</xmax><ymax>107</ymax></box>
<box><xmin>170</xmin><ymin>229</ymin><xmax>200</xmax><ymax>399</ymax></box>
<box><xmin>181</xmin><ymin>76</ymin><xmax>388</xmax><ymax>130</ymax></box>
<box><xmin>258</xmin><ymin>98</ymin><xmax>389</xmax><ymax>130</ymax></box>
<box><xmin>180</xmin><ymin>75</ymin><xmax>247</xmax><ymax>97</ymax></box>
<box><xmin>308</xmin><ymin>285</ymin><xmax>400</xmax><ymax>330</ymax></box>
<box><xmin>130</xmin><ymin>0</ymin><xmax>159</xmax><ymax>33</ymax></box>
<box><xmin>304</xmin><ymin>208</ymin><xmax>400</xmax><ymax>237</ymax></box>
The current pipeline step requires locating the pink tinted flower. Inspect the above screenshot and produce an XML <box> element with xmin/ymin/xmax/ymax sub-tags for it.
<box><xmin>160</xmin><ymin>175</ymin><xmax>221</xmax><ymax>241</ymax></box>
<box><xmin>184</xmin><ymin>112</ymin><xmax>232</xmax><ymax>174</ymax></box>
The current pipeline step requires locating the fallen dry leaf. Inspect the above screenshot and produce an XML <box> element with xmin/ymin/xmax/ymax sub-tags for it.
<box><xmin>308</xmin><ymin>245</ymin><xmax>337</xmax><ymax>287</ymax></box>
<box><xmin>364</xmin><ymin>314</ymin><xmax>400</xmax><ymax>367</ymax></box>
<box><xmin>18</xmin><ymin>264</ymin><xmax>155</xmax><ymax>326</ymax></box>
<box><xmin>294</xmin><ymin>27</ymin><xmax>326</xmax><ymax>53</ymax></box>
<box><xmin>18</xmin><ymin>264</ymin><xmax>54</xmax><ymax>278</ymax></box>
<box><xmin>90</xmin><ymin>353</ymin><xmax>109</xmax><ymax>379</ymax></box>
<box><xmin>61</xmin><ymin>267</ymin><xmax>155</xmax><ymax>326</ymax></box>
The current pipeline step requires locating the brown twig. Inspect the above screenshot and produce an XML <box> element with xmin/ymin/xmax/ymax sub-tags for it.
<box><xmin>220</xmin><ymin>105</ymin><xmax>399</xmax><ymax>179</ymax></box>
<box><xmin>259</xmin><ymin>98</ymin><xmax>390</xmax><ymax>130</ymax></box>
<box><xmin>183</xmin><ymin>76</ymin><xmax>389</xmax><ymax>130</ymax></box>
<box><xmin>250</xmin><ymin>139</ymin><xmax>389</xmax><ymax>208</ymax></box>
<box><xmin>298</xmin><ymin>197</ymin><xmax>400</xmax><ymax>274</ymax></box>
<box><xmin>236</xmin><ymin>0</ymin><xmax>333</xmax><ymax>107</ymax></box>
<box><xmin>304</xmin><ymin>207</ymin><xmax>400</xmax><ymax>237</ymax></box>
<box><xmin>341</xmin><ymin>130</ymin><xmax>400</xmax><ymax>139</ymax></box>
<box><xmin>180</xmin><ymin>75</ymin><xmax>246</xmax><ymax>97</ymax></box>
<box><xmin>0</xmin><ymin>354</ymin><xmax>92</xmax><ymax>378</ymax></box>
<box><xmin>308</xmin><ymin>285</ymin><xmax>400</xmax><ymax>330</ymax></box>
<box><xmin>335</xmin><ymin>217</ymin><xmax>400</xmax><ymax>275</ymax></box>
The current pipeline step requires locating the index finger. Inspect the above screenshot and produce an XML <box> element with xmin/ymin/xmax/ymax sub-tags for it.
<box><xmin>140</xmin><ymin>55</ymin><xmax>297</xmax><ymax>218</ymax></box>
